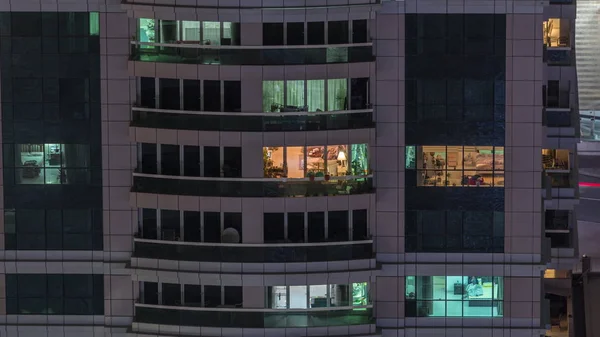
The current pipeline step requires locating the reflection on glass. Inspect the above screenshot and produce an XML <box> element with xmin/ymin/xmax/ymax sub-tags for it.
<box><xmin>415</xmin><ymin>146</ymin><xmax>504</xmax><ymax>187</ymax></box>
<box><xmin>405</xmin><ymin>276</ymin><xmax>503</xmax><ymax>317</ymax></box>
<box><xmin>264</xmin><ymin>147</ymin><xmax>285</xmax><ymax>178</ymax></box>
<box><xmin>263</xmin><ymin>81</ymin><xmax>284</xmax><ymax>112</ymax></box>
<box><xmin>307</xmin><ymin>80</ymin><xmax>325</xmax><ymax>112</ymax></box>
<box><xmin>328</xmin><ymin>79</ymin><xmax>347</xmax><ymax>111</ymax></box>
<box><xmin>139</xmin><ymin>19</ymin><xmax>156</xmax><ymax>46</ymax></box>
<box><xmin>352</xmin><ymin>282</ymin><xmax>368</xmax><ymax>306</ymax></box>
<box><xmin>406</xmin><ymin>146</ymin><xmax>416</xmax><ymax>169</ymax></box>
<box><xmin>351</xmin><ymin>144</ymin><xmax>368</xmax><ymax>175</ymax></box>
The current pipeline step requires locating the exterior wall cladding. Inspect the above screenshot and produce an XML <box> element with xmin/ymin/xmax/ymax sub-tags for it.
<box><xmin>0</xmin><ymin>0</ymin><xmax>577</xmax><ymax>336</ymax></box>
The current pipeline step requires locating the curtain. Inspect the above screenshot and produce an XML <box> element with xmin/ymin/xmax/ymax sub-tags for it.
<box><xmin>307</xmin><ymin>80</ymin><xmax>325</xmax><ymax>112</ymax></box>
<box><xmin>328</xmin><ymin>79</ymin><xmax>347</xmax><ymax>111</ymax></box>
<box><xmin>89</xmin><ymin>13</ymin><xmax>100</xmax><ymax>36</ymax></box>
<box><xmin>350</xmin><ymin>143</ymin><xmax>368</xmax><ymax>175</ymax></box>
<box><xmin>286</xmin><ymin>80</ymin><xmax>305</xmax><ymax>109</ymax></box>
<box><xmin>263</xmin><ymin>81</ymin><xmax>284</xmax><ymax>112</ymax></box>
<box><xmin>203</xmin><ymin>22</ymin><xmax>221</xmax><ymax>45</ymax></box>
<box><xmin>181</xmin><ymin>21</ymin><xmax>200</xmax><ymax>41</ymax></box>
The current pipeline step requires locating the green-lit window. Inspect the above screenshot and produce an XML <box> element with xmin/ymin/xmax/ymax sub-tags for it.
<box><xmin>405</xmin><ymin>276</ymin><xmax>504</xmax><ymax>317</ymax></box>
<box><xmin>139</xmin><ymin>18</ymin><xmax>156</xmax><ymax>46</ymax></box>
<box><xmin>89</xmin><ymin>12</ymin><xmax>99</xmax><ymax>36</ymax></box>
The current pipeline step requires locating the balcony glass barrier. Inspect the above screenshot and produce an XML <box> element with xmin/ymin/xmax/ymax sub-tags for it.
<box><xmin>131</xmin><ymin>173</ymin><xmax>374</xmax><ymax>197</ymax></box>
<box><xmin>133</xmin><ymin>238</ymin><xmax>374</xmax><ymax>263</ymax></box>
<box><xmin>134</xmin><ymin>305</ymin><xmax>374</xmax><ymax>328</ymax></box>
<box><xmin>544</xmin><ymin>109</ymin><xmax>573</xmax><ymax>127</ymax></box>
<box><xmin>131</xmin><ymin>108</ymin><xmax>374</xmax><ymax>132</ymax></box>
<box><xmin>546</xmin><ymin>172</ymin><xmax>572</xmax><ymax>188</ymax></box>
<box><xmin>545</xmin><ymin>47</ymin><xmax>572</xmax><ymax>66</ymax></box>
<box><xmin>131</xmin><ymin>42</ymin><xmax>374</xmax><ymax>65</ymax></box>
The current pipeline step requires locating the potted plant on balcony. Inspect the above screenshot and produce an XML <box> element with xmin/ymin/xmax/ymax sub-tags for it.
<box><xmin>307</xmin><ymin>171</ymin><xmax>316</xmax><ymax>181</ymax></box>
<box><xmin>324</xmin><ymin>172</ymin><xmax>331</xmax><ymax>181</ymax></box>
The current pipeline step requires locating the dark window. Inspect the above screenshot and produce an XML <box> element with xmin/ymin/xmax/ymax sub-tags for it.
<box><xmin>141</xmin><ymin>143</ymin><xmax>157</xmax><ymax>174</ymax></box>
<box><xmin>183</xmin><ymin>211</ymin><xmax>201</xmax><ymax>242</ymax></box>
<box><xmin>203</xmin><ymin>212</ymin><xmax>221</xmax><ymax>243</ymax></box>
<box><xmin>287</xmin><ymin>22</ymin><xmax>305</xmax><ymax>45</ymax></box>
<box><xmin>184</xmin><ymin>284</ymin><xmax>202</xmax><ymax>306</ymax></box>
<box><xmin>159</xmin><ymin>78</ymin><xmax>180</xmax><ymax>110</ymax></box>
<box><xmin>288</xmin><ymin>212</ymin><xmax>305</xmax><ymax>243</ymax></box>
<box><xmin>263</xmin><ymin>23</ymin><xmax>284</xmax><ymax>45</ymax></box>
<box><xmin>223</xmin><ymin>212</ymin><xmax>242</xmax><ymax>243</ymax></box>
<box><xmin>328</xmin><ymin>211</ymin><xmax>349</xmax><ymax>241</ymax></box>
<box><xmin>350</xmin><ymin>78</ymin><xmax>369</xmax><ymax>109</ymax></box>
<box><xmin>223</xmin><ymin>147</ymin><xmax>241</xmax><ymax>178</ymax></box>
<box><xmin>308</xmin><ymin>212</ymin><xmax>325</xmax><ymax>242</ymax></box>
<box><xmin>204</xmin><ymin>285</ymin><xmax>221</xmax><ymax>307</ymax></box>
<box><xmin>183</xmin><ymin>145</ymin><xmax>200</xmax><ymax>177</ymax></box>
<box><xmin>224</xmin><ymin>286</ymin><xmax>242</xmax><ymax>306</ymax></box>
<box><xmin>183</xmin><ymin>79</ymin><xmax>201</xmax><ymax>111</ymax></box>
<box><xmin>328</xmin><ymin>21</ymin><xmax>348</xmax><ymax>44</ymax></box>
<box><xmin>6</xmin><ymin>274</ymin><xmax>103</xmax><ymax>315</ymax></box>
<box><xmin>160</xmin><ymin>144</ymin><xmax>180</xmax><ymax>176</ymax></box>
<box><xmin>140</xmin><ymin>77</ymin><xmax>156</xmax><ymax>108</ymax></box>
<box><xmin>223</xmin><ymin>81</ymin><xmax>241</xmax><ymax>112</ymax></box>
<box><xmin>203</xmin><ymin>146</ymin><xmax>220</xmax><ymax>177</ymax></box>
<box><xmin>203</xmin><ymin>80</ymin><xmax>221</xmax><ymax>112</ymax></box>
<box><xmin>161</xmin><ymin>210</ymin><xmax>180</xmax><ymax>241</ymax></box>
<box><xmin>264</xmin><ymin>213</ymin><xmax>285</xmax><ymax>243</ymax></box>
<box><xmin>162</xmin><ymin>283</ymin><xmax>181</xmax><ymax>306</ymax></box>
<box><xmin>142</xmin><ymin>208</ymin><xmax>157</xmax><ymax>239</ymax></box>
<box><xmin>352</xmin><ymin>20</ymin><xmax>368</xmax><ymax>43</ymax></box>
<box><xmin>143</xmin><ymin>282</ymin><xmax>159</xmax><ymax>304</ymax></box>
<box><xmin>307</xmin><ymin>22</ymin><xmax>325</xmax><ymax>45</ymax></box>
<box><xmin>352</xmin><ymin>209</ymin><xmax>368</xmax><ymax>240</ymax></box>
<box><xmin>11</xmin><ymin>13</ymin><xmax>42</xmax><ymax>37</ymax></box>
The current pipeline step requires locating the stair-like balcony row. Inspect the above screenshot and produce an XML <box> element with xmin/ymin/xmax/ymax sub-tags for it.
<box><xmin>131</xmin><ymin>107</ymin><xmax>374</xmax><ymax>132</ymax></box>
<box><xmin>133</xmin><ymin>237</ymin><xmax>374</xmax><ymax>263</ymax></box>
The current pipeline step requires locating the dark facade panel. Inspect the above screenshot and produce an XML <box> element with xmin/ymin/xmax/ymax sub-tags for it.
<box><xmin>0</xmin><ymin>12</ymin><xmax>102</xmax><ymax>250</ymax></box>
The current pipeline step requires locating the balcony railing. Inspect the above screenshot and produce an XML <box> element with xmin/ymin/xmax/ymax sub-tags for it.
<box><xmin>133</xmin><ymin>238</ymin><xmax>374</xmax><ymax>263</ymax></box>
<box><xmin>134</xmin><ymin>304</ymin><xmax>374</xmax><ymax>328</ymax></box>
<box><xmin>544</xmin><ymin>108</ymin><xmax>573</xmax><ymax>127</ymax></box>
<box><xmin>545</xmin><ymin>211</ymin><xmax>570</xmax><ymax>231</ymax></box>
<box><xmin>131</xmin><ymin>107</ymin><xmax>374</xmax><ymax>132</ymax></box>
<box><xmin>130</xmin><ymin>42</ymin><xmax>374</xmax><ymax>65</ymax></box>
<box><xmin>546</xmin><ymin>172</ymin><xmax>573</xmax><ymax>188</ymax></box>
<box><xmin>544</xmin><ymin>46</ymin><xmax>572</xmax><ymax>66</ymax></box>
<box><xmin>132</xmin><ymin>172</ymin><xmax>374</xmax><ymax>198</ymax></box>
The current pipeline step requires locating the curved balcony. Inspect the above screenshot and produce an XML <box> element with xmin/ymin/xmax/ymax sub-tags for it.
<box><xmin>130</xmin><ymin>42</ymin><xmax>374</xmax><ymax>65</ymax></box>
<box><xmin>131</xmin><ymin>107</ymin><xmax>374</xmax><ymax>132</ymax></box>
<box><xmin>133</xmin><ymin>238</ymin><xmax>374</xmax><ymax>263</ymax></box>
<box><xmin>133</xmin><ymin>304</ymin><xmax>374</xmax><ymax>329</ymax></box>
<box><xmin>132</xmin><ymin>172</ymin><xmax>374</xmax><ymax>198</ymax></box>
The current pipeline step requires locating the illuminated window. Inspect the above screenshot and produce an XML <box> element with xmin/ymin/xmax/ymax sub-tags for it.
<box><xmin>266</xmin><ymin>283</ymin><xmax>371</xmax><ymax>309</ymax></box>
<box><xmin>405</xmin><ymin>276</ymin><xmax>503</xmax><ymax>317</ymax></box>
<box><xmin>413</xmin><ymin>145</ymin><xmax>504</xmax><ymax>187</ymax></box>
<box><xmin>543</xmin><ymin>18</ymin><xmax>570</xmax><ymax>47</ymax></box>
<box><xmin>15</xmin><ymin>144</ymin><xmax>89</xmax><ymax>185</ymax></box>
<box><xmin>262</xmin><ymin>144</ymin><xmax>368</xmax><ymax>178</ymax></box>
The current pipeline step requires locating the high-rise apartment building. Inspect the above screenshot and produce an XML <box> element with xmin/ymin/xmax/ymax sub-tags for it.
<box><xmin>0</xmin><ymin>0</ymin><xmax>584</xmax><ymax>336</ymax></box>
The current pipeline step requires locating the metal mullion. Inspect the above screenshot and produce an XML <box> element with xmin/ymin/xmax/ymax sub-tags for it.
<box><xmin>324</xmin><ymin>207</ymin><xmax>328</xmax><ymax>240</ymax></box>
<box><xmin>324</xmin><ymin>21</ymin><xmax>328</xmax><ymax>44</ymax></box>
<box><xmin>220</xmin><ymin>147</ymin><xmax>225</xmax><ymax>177</ymax></box>
<box><xmin>349</xmin><ymin>209</ymin><xmax>353</xmax><ymax>241</ymax></box>
<box><xmin>304</xmin><ymin>211</ymin><xmax>308</xmax><ymax>243</ymax></box>
<box><xmin>199</xmin><ymin>145</ymin><xmax>205</xmax><ymax>177</ymax></box>
<box><xmin>221</xmin><ymin>285</ymin><xmax>225</xmax><ymax>306</ymax></box>
<box><xmin>179</xmin><ymin>145</ymin><xmax>184</xmax><ymax>176</ymax></box>
<box><xmin>157</xmin><ymin>208</ymin><xmax>162</xmax><ymax>240</ymax></box>
<box><xmin>304</xmin><ymin>21</ymin><xmax>308</xmax><ymax>45</ymax></box>
<box><xmin>179</xmin><ymin>78</ymin><xmax>184</xmax><ymax>110</ymax></box>
<box><xmin>283</xmin><ymin>22</ymin><xmax>288</xmax><ymax>45</ymax></box>
<box><xmin>349</xmin><ymin>20</ymin><xmax>353</xmax><ymax>44</ymax></box>
<box><xmin>200</xmin><ymin>80</ymin><xmax>205</xmax><ymax>111</ymax></box>
<box><xmin>179</xmin><ymin>210</ymin><xmax>184</xmax><ymax>241</ymax></box>
<box><xmin>200</xmin><ymin>211</ymin><xmax>205</xmax><ymax>242</ymax></box>
<box><xmin>201</xmin><ymin>285</ymin><xmax>205</xmax><ymax>307</ymax></box>
<box><xmin>284</xmin><ymin>212</ymin><xmax>288</xmax><ymax>241</ymax></box>
<box><xmin>156</xmin><ymin>143</ymin><xmax>162</xmax><ymax>174</ymax></box>
<box><xmin>158</xmin><ymin>281</ymin><xmax>163</xmax><ymax>305</ymax></box>
<box><xmin>155</xmin><ymin>77</ymin><xmax>160</xmax><ymax>109</ymax></box>
<box><xmin>221</xmin><ymin>81</ymin><xmax>225</xmax><ymax>112</ymax></box>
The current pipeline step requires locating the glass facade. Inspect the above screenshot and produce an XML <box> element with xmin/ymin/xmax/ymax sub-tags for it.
<box><xmin>266</xmin><ymin>283</ymin><xmax>370</xmax><ymax>308</ymax></box>
<box><xmin>6</xmin><ymin>274</ymin><xmax>104</xmax><ymax>315</ymax></box>
<box><xmin>404</xmin><ymin>14</ymin><xmax>506</xmax><ymax>253</ymax></box>
<box><xmin>0</xmin><ymin>12</ymin><xmax>102</xmax><ymax>250</ymax></box>
<box><xmin>405</xmin><ymin>276</ymin><xmax>504</xmax><ymax>317</ymax></box>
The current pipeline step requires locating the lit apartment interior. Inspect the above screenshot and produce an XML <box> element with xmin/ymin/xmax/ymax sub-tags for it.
<box><xmin>543</xmin><ymin>18</ymin><xmax>571</xmax><ymax>48</ymax></box>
